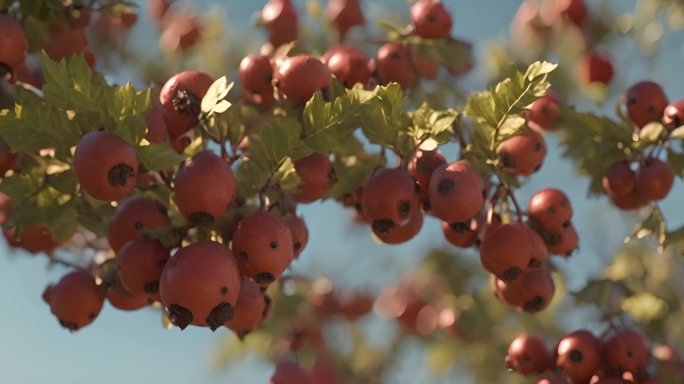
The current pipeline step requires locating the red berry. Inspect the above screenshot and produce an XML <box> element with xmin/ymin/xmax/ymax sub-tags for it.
<box><xmin>225</xmin><ymin>276</ymin><xmax>268</xmax><ymax>336</ymax></box>
<box><xmin>545</xmin><ymin>224</ymin><xmax>579</xmax><ymax>257</ymax></box>
<box><xmin>269</xmin><ymin>361</ymin><xmax>313</xmax><ymax>384</ymax></box>
<box><xmin>376</xmin><ymin>42</ymin><xmax>415</xmax><ymax>90</ymax></box>
<box><xmin>73</xmin><ymin>131</ymin><xmax>139</xmax><ymax>201</ymax></box>
<box><xmin>603</xmin><ymin>160</ymin><xmax>635</xmax><ymax>197</ymax></box>
<box><xmin>556</xmin><ymin>330</ymin><xmax>602</xmax><ymax>383</ymax></box>
<box><xmin>0</xmin><ymin>138</ymin><xmax>16</xmax><ymax>178</ymax></box>
<box><xmin>361</xmin><ymin>168</ymin><xmax>420</xmax><ymax>231</ymax></box>
<box><xmin>0</xmin><ymin>15</ymin><xmax>28</xmax><ymax>71</ymax></box>
<box><xmin>322</xmin><ymin>46</ymin><xmax>372</xmax><ymax>88</ymax></box>
<box><xmin>174</xmin><ymin>150</ymin><xmax>237</xmax><ymax>225</ymax></box>
<box><xmin>506</xmin><ymin>334</ymin><xmax>552</xmax><ymax>375</ymax></box>
<box><xmin>480</xmin><ymin>222</ymin><xmax>547</xmax><ymax>283</ymax></box>
<box><xmin>610</xmin><ymin>188</ymin><xmax>649</xmax><ymax>211</ymax></box>
<box><xmin>159</xmin><ymin>13</ymin><xmax>201</xmax><ymax>52</ymax></box>
<box><xmin>635</xmin><ymin>158</ymin><xmax>674</xmax><ymax>201</ymax></box>
<box><xmin>284</xmin><ymin>215</ymin><xmax>308</xmax><ymax>258</ymax></box>
<box><xmin>497</xmin><ymin>127</ymin><xmax>547</xmax><ymax>176</ymax></box>
<box><xmin>326</xmin><ymin>0</ymin><xmax>364</xmax><ymax>40</ymax></box>
<box><xmin>428</xmin><ymin>160</ymin><xmax>484</xmax><ymax>223</ymax></box>
<box><xmin>408</xmin><ymin>149</ymin><xmax>446</xmax><ymax>208</ymax></box>
<box><xmin>107</xmin><ymin>197</ymin><xmax>170</xmax><ymax>253</ymax></box>
<box><xmin>262</xmin><ymin>0</ymin><xmax>298</xmax><ymax>48</ymax></box>
<box><xmin>554</xmin><ymin>0</ymin><xmax>589</xmax><ymax>26</ymax></box>
<box><xmin>159</xmin><ymin>241</ymin><xmax>241</xmax><ymax>330</ymax></box>
<box><xmin>580</xmin><ymin>52</ymin><xmax>614</xmax><ymax>85</ymax></box>
<box><xmin>602</xmin><ymin>329</ymin><xmax>651</xmax><ymax>377</ymax></box>
<box><xmin>527</xmin><ymin>90</ymin><xmax>562</xmax><ymax>131</ymax></box>
<box><xmin>528</xmin><ymin>188</ymin><xmax>573</xmax><ymax>233</ymax></box>
<box><xmin>145</xmin><ymin>104</ymin><xmax>169</xmax><ymax>144</ymax></box>
<box><xmin>441</xmin><ymin>220</ymin><xmax>478</xmax><ymax>248</ymax></box>
<box><xmin>149</xmin><ymin>0</ymin><xmax>172</xmax><ymax>20</ymax></box>
<box><xmin>116</xmin><ymin>237</ymin><xmax>170</xmax><ymax>299</ymax></box>
<box><xmin>160</xmin><ymin>70</ymin><xmax>214</xmax><ymax>138</ymax></box>
<box><xmin>374</xmin><ymin>210</ymin><xmax>424</xmax><ymax>244</ymax></box>
<box><xmin>4</xmin><ymin>225</ymin><xmax>62</xmax><ymax>254</ymax></box>
<box><xmin>274</xmin><ymin>55</ymin><xmax>332</xmax><ymax>105</ymax></box>
<box><xmin>662</xmin><ymin>98</ymin><xmax>684</xmax><ymax>130</ymax></box>
<box><xmin>495</xmin><ymin>268</ymin><xmax>555</xmax><ymax>312</ymax></box>
<box><xmin>232</xmin><ymin>211</ymin><xmax>294</xmax><ymax>284</ymax></box>
<box><xmin>625</xmin><ymin>81</ymin><xmax>669</xmax><ymax>129</ymax></box>
<box><xmin>411</xmin><ymin>52</ymin><xmax>439</xmax><ymax>80</ymax></box>
<box><xmin>42</xmin><ymin>23</ymin><xmax>91</xmax><ymax>64</ymax></box>
<box><xmin>46</xmin><ymin>269</ymin><xmax>106</xmax><ymax>331</ymax></box>
<box><xmin>294</xmin><ymin>153</ymin><xmax>335</xmax><ymax>203</ymax></box>
<box><xmin>107</xmin><ymin>274</ymin><xmax>149</xmax><ymax>311</ymax></box>
<box><xmin>239</xmin><ymin>54</ymin><xmax>274</xmax><ymax>94</ymax></box>
<box><xmin>411</xmin><ymin>0</ymin><xmax>453</xmax><ymax>39</ymax></box>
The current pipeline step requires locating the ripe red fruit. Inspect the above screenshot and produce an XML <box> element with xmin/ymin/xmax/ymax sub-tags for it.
<box><xmin>269</xmin><ymin>361</ymin><xmax>313</xmax><ymax>384</ymax></box>
<box><xmin>528</xmin><ymin>188</ymin><xmax>573</xmax><ymax>233</ymax></box>
<box><xmin>42</xmin><ymin>23</ymin><xmax>93</xmax><ymax>66</ymax></box>
<box><xmin>73</xmin><ymin>131</ymin><xmax>139</xmax><ymax>201</ymax></box>
<box><xmin>527</xmin><ymin>90</ymin><xmax>562</xmax><ymax>131</ymax></box>
<box><xmin>497</xmin><ymin>127</ymin><xmax>547</xmax><ymax>176</ymax></box>
<box><xmin>480</xmin><ymin>222</ymin><xmax>547</xmax><ymax>283</ymax></box>
<box><xmin>294</xmin><ymin>153</ymin><xmax>335</xmax><ymax>203</ymax></box>
<box><xmin>174</xmin><ymin>150</ymin><xmax>237</xmax><ymax>225</ymax></box>
<box><xmin>610</xmin><ymin>188</ymin><xmax>649</xmax><ymax>211</ymax></box>
<box><xmin>274</xmin><ymin>55</ymin><xmax>332</xmax><ymax>105</ymax></box>
<box><xmin>374</xmin><ymin>210</ymin><xmax>424</xmax><ymax>244</ymax></box>
<box><xmin>580</xmin><ymin>52</ymin><xmax>614</xmax><ymax>85</ymax></box>
<box><xmin>376</xmin><ymin>42</ymin><xmax>415</xmax><ymax>90</ymax></box>
<box><xmin>556</xmin><ymin>330</ymin><xmax>602</xmax><ymax>383</ymax></box>
<box><xmin>107</xmin><ymin>275</ymin><xmax>149</xmax><ymax>311</ymax></box>
<box><xmin>326</xmin><ymin>0</ymin><xmax>364</xmax><ymax>40</ymax></box>
<box><xmin>0</xmin><ymin>15</ymin><xmax>28</xmax><ymax>71</ymax></box>
<box><xmin>361</xmin><ymin>168</ymin><xmax>420</xmax><ymax>233</ymax></box>
<box><xmin>45</xmin><ymin>269</ymin><xmax>106</xmax><ymax>331</ymax></box>
<box><xmin>663</xmin><ymin>98</ymin><xmax>684</xmax><ymax>130</ymax></box>
<box><xmin>545</xmin><ymin>224</ymin><xmax>579</xmax><ymax>257</ymax></box>
<box><xmin>14</xmin><ymin>54</ymin><xmax>44</xmax><ymax>88</ymax></box>
<box><xmin>116</xmin><ymin>237</ymin><xmax>170</xmax><ymax>299</ymax></box>
<box><xmin>145</xmin><ymin>104</ymin><xmax>169</xmax><ymax>144</ymax></box>
<box><xmin>441</xmin><ymin>220</ymin><xmax>478</xmax><ymax>248</ymax></box>
<box><xmin>495</xmin><ymin>268</ymin><xmax>555</xmax><ymax>312</ymax></box>
<box><xmin>0</xmin><ymin>138</ymin><xmax>16</xmax><ymax>178</ymax></box>
<box><xmin>225</xmin><ymin>276</ymin><xmax>267</xmax><ymax>336</ymax></box>
<box><xmin>232</xmin><ymin>211</ymin><xmax>294</xmax><ymax>284</ymax></box>
<box><xmin>428</xmin><ymin>160</ymin><xmax>484</xmax><ymax>223</ymax></box>
<box><xmin>602</xmin><ymin>329</ymin><xmax>651</xmax><ymax>377</ymax></box>
<box><xmin>262</xmin><ymin>0</ymin><xmax>298</xmax><ymax>48</ymax></box>
<box><xmin>506</xmin><ymin>334</ymin><xmax>552</xmax><ymax>375</ymax></box>
<box><xmin>635</xmin><ymin>158</ymin><xmax>674</xmax><ymax>201</ymax></box>
<box><xmin>239</xmin><ymin>54</ymin><xmax>274</xmax><ymax>94</ymax></box>
<box><xmin>159</xmin><ymin>13</ymin><xmax>201</xmax><ymax>52</ymax></box>
<box><xmin>322</xmin><ymin>46</ymin><xmax>372</xmax><ymax>88</ymax></box>
<box><xmin>625</xmin><ymin>81</ymin><xmax>669</xmax><ymax>129</ymax></box>
<box><xmin>107</xmin><ymin>197</ymin><xmax>170</xmax><ymax>253</ymax></box>
<box><xmin>284</xmin><ymin>215</ymin><xmax>308</xmax><ymax>258</ymax></box>
<box><xmin>603</xmin><ymin>160</ymin><xmax>635</xmax><ymax>197</ymax></box>
<box><xmin>554</xmin><ymin>0</ymin><xmax>589</xmax><ymax>26</ymax></box>
<box><xmin>408</xmin><ymin>149</ymin><xmax>447</xmax><ymax>209</ymax></box>
<box><xmin>411</xmin><ymin>0</ymin><xmax>453</xmax><ymax>39</ymax></box>
<box><xmin>159</xmin><ymin>241</ymin><xmax>241</xmax><ymax>330</ymax></box>
<box><xmin>159</xmin><ymin>70</ymin><xmax>214</xmax><ymax>138</ymax></box>
<box><xmin>4</xmin><ymin>224</ymin><xmax>61</xmax><ymax>254</ymax></box>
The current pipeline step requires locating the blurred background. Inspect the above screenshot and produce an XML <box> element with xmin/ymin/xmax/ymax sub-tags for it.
<box><xmin>1</xmin><ymin>0</ymin><xmax>684</xmax><ymax>383</ymax></box>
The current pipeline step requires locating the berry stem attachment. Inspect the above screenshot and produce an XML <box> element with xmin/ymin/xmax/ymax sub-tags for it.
<box><xmin>494</xmin><ymin>170</ymin><xmax>523</xmax><ymax>222</ymax></box>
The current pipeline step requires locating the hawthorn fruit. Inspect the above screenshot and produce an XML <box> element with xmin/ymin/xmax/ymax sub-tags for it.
<box><xmin>0</xmin><ymin>15</ymin><xmax>28</xmax><ymax>72</ymax></box>
<box><xmin>4</xmin><ymin>224</ymin><xmax>61</xmax><ymax>254</ymax></box>
<box><xmin>625</xmin><ymin>81</ymin><xmax>669</xmax><ymax>129</ymax></box>
<box><xmin>602</xmin><ymin>329</ymin><xmax>651</xmax><ymax>377</ymax></box>
<box><xmin>269</xmin><ymin>361</ymin><xmax>313</xmax><ymax>384</ymax></box>
<box><xmin>497</xmin><ymin>127</ymin><xmax>547</xmax><ymax>176</ymax></box>
<box><xmin>225</xmin><ymin>276</ymin><xmax>267</xmax><ymax>336</ymax></box>
<box><xmin>663</xmin><ymin>98</ymin><xmax>684</xmax><ymax>130</ymax></box>
<box><xmin>107</xmin><ymin>274</ymin><xmax>149</xmax><ymax>311</ymax></box>
<box><xmin>441</xmin><ymin>220</ymin><xmax>478</xmax><ymax>248</ymax></box>
<box><xmin>428</xmin><ymin>160</ymin><xmax>484</xmax><ymax>223</ymax></box>
<box><xmin>505</xmin><ymin>334</ymin><xmax>552</xmax><ymax>375</ymax></box>
<box><xmin>283</xmin><ymin>214</ymin><xmax>308</xmax><ymax>258</ymax></box>
<box><xmin>116</xmin><ymin>237</ymin><xmax>170</xmax><ymax>299</ymax></box>
<box><xmin>72</xmin><ymin>131</ymin><xmax>139</xmax><ymax>201</ymax></box>
<box><xmin>107</xmin><ymin>197</ymin><xmax>170</xmax><ymax>253</ymax></box>
<box><xmin>145</xmin><ymin>103</ymin><xmax>169</xmax><ymax>144</ymax></box>
<box><xmin>326</xmin><ymin>0</ymin><xmax>364</xmax><ymax>40</ymax></box>
<box><xmin>361</xmin><ymin>168</ymin><xmax>420</xmax><ymax>233</ymax></box>
<box><xmin>580</xmin><ymin>52</ymin><xmax>614</xmax><ymax>85</ymax></box>
<box><xmin>231</xmin><ymin>211</ymin><xmax>294</xmax><ymax>284</ymax></box>
<box><xmin>603</xmin><ymin>160</ymin><xmax>636</xmax><ymax>197</ymax></box>
<box><xmin>635</xmin><ymin>158</ymin><xmax>674</xmax><ymax>201</ymax></box>
<box><xmin>322</xmin><ymin>46</ymin><xmax>372</xmax><ymax>88</ymax></box>
<box><xmin>408</xmin><ymin>149</ymin><xmax>447</xmax><ymax>210</ymax></box>
<box><xmin>495</xmin><ymin>268</ymin><xmax>555</xmax><ymax>312</ymax></box>
<box><xmin>375</xmin><ymin>42</ymin><xmax>415</xmax><ymax>90</ymax></box>
<box><xmin>374</xmin><ymin>210</ymin><xmax>424</xmax><ymax>244</ymax></box>
<box><xmin>274</xmin><ymin>55</ymin><xmax>332</xmax><ymax>105</ymax></box>
<box><xmin>173</xmin><ymin>150</ymin><xmax>237</xmax><ymax>225</ymax></box>
<box><xmin>411</xmin><ymin>0</ymin><xmax>453</xmax><ymax>39</ymax></box>
<box><xmin>239</xmin><ymin>54</ymin><xmax>274</xmax><ymax>94</ymax></box>
<box><xmin>45</xmin><ymin>269</ymin><xmax>106</xmax><ymax>331</ymax></box>
<box><xmin>159</xmin><ymin>70</ymin><xmax>214</xmax><ymax>138</ymax></box>
<box><xmin>526</xmin><ymin>90</ymin><xmax>562</xmax><ymax>131</ymax></box>
<box><xmin>556</xmin><ymin>330</ymin><xmax>602</xmax><ymax>383</ymax></box>
<box><xmin>261</xmin><ymin>0</ymin><xmax>298</xmax><ymax>48</ymax></box>
<box><xmin>528</xmin><ymin>188</ymin><xmax>573</xmax><ymax>233</ymax></box>
<box><xmin>480</xmin><ymin>222</ymin><xmax>547</xmax><ymax>283</ymax></box>
<box><xmin>294</xmin><ymin>153</ymin><xmax>335</xmax><ymax>203</ymax></box>
<box><xmin>159</xmin><ymin>241</ymin><xmax>241</xmax><ymax>330</ymax></box>
<box><xmin>544</xmin><ymin>223</ymin><xmax>579</xmax><ymax>257</ymax></box>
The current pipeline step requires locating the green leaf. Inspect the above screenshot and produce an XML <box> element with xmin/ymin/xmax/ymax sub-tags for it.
<box><xmin>109</xmin><ymin>83</ymin><xmax>152</xmax><ymax>145</ymax></box>
<box><xmin>667</xmin><ymin>148</ymin><xmax>684</xmax><ymax>178</ymax></box>
<box><xmin>137</xmin><ymin>143</ymin><xmax>186</xmax><ymax>172</ymax></box>
<box><xmin>272</xmin><ymin>157</ymin><xmax>300</xmax><ymax>193</ymax></box>
<box><xmin>359</xmin><ymin>83</ymin><xmax>407</xmax><ymax>148</ymax></box>
<box><xmin>639</xmin><ymin>122</ymin><xmax>665</xmax><ymax>143</ymax></box>
<box><xmin>301</xmin><ymin>90</ymin><xmax>363</xmax><ymax>154</ymax></box>
<box><xmin>406</xmin><ymin>36</ymin><xmax>473</xmax><ymax>75</ymax></box>
<box><xmin>524</xmin><ymin>61</ymin><xmax>559</xmax><ymax>81</ymax></box>
<box><xmin>409</xmin><ymin>102</ymin><xmax>459</xmax><ymax>144</ymax></box>
<box><xmin>629</xmin><ymin>207</ymin><xmax>666</xmax><ymax>249</ymax></box>
<box><xmin>41</xmin><ymin>53</ymin><xmax>110</xmax><ymax>113</ymax></box>
<box><xmin>327</xmin><ymin>154</ymin><xmax>381</xmax><ymax>198</ymax></box>
<box><xmin>621</xmin><ymin>292</ymin><xmax>668</xmax><ymax>322</ymax></box>
<box><xmin>249</xmin><ymin>117</ymin><xmax>302</xmax><ymax>167</ymax></box>
<box><xmin>669</xmin><ymin>125</ymin><xmax>684</xmax><ymax>139</ymax></box>
<box><xmin>201</xmin><ymin>77</ymin><xmax>234</xmax><ymax>115</ymax></box>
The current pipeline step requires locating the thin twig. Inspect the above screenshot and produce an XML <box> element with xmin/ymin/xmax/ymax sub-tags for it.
<box><xmin>494</xmin><ymin>171</ymin><xmax>523</xmax><ymax>222</ymax></box>
<box><xmin>158</xmin><ymin>171</ymin><xmax>174</xmax><ymax>190</ymax></box>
